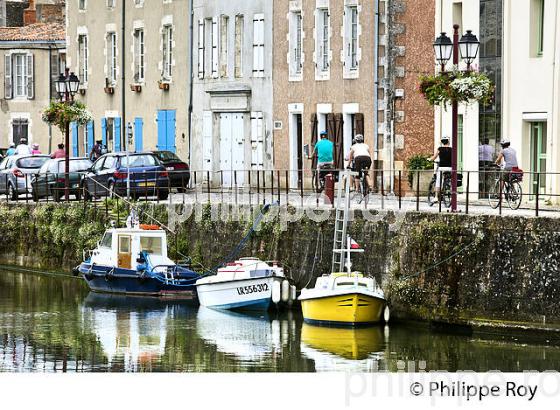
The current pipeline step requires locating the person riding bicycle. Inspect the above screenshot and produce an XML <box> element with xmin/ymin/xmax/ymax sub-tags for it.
<box><xmin>348</xmin><ymin>134</ymin><xmax>372</xmax><ymax>192</ymax></box>
<box><xmin>495</xmin><ymin>139</ymin><xmax>518</xmax><ymax>175</ymax></box>
<box><xmin>313</xmin><ymin>131</ymin><xmax>334</xmax><ymax>188</ymax></box>
<box><xmin>429</xmin><ymin>137</ymin><xmax>452</xmax><ymax>204</ymax></box>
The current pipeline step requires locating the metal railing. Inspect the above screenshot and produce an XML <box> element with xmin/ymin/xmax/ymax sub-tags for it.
<box><xmin>2</xmin><ymin>167</ymin><xmax>559</xmax><ymax>217</ymax></box>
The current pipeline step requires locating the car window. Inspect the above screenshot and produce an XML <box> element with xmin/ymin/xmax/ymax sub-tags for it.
<box><xmin>38</xmin><ymin>161</ymin><xmax>51</xmax><ymax>173</ymax></box>
<box><xmin>16</xmin><ymin>156</ymin><xmax>49</xmax><ymax>169</ymax></box>
<box><xmin>120</xmin><ymin>154</ymin><xmax>157</xmax><ymax>168</ymax></box>
<box><xmin>103</xmin><ymin>156</ymin><xmax>117</xmax><ymax>170</ymax></box>
<box><xmin>48</xmin><ymin>161</ymin><xmax>59</xmax><ymax>173</ymax></box>
<box><xmin>0</xmin><ymin>157</ymin><xmax>9</xmax><ymax>170</ymax></box>
<box><xmin>155</xmin><ymin>151</ymin><xmax>181</xmax><ymax>162</ymax></box>
<box><xmin>58</xmin><ymin>159</ymin><xmax>92</xmax><ymax>173</ymax></box>
<box><xmin>91</xmin><ymin>157</ymin><xmax>105</xmax><ymax>172</ymax></box>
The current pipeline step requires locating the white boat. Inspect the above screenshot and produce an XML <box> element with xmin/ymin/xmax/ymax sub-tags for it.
<box><xmin>195</xmin><ymin>258</ymin><xmax>296</xmax><ymax>311</ymax></box>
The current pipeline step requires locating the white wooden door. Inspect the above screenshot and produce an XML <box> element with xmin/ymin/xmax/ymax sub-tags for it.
<box><xmin>219</xmin><ymin>113</ymin><xmax>245</xmax><ymax>186</ymax></box>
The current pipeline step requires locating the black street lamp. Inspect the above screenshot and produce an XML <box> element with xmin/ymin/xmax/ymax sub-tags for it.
<box><xmin>55</xmin><ymin>69</ymin><xmax>81</xmax><ymax>201</ymax></box>
<box><xmin>433</xmin><ymin>24</ymin><xmax>480</xmax><ymax>212</ymax></box>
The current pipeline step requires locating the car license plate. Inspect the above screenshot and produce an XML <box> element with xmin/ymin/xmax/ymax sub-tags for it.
<box><xmin>139</xmin><ymin>181</ymin><xmax>155</xmax><ymax>187</ymax></box>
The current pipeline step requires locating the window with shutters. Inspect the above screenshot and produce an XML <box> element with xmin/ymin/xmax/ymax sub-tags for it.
<box><xmin>251</xmin><ymin>112</ymin><xmax>264</xmax><ymax>170</ymax></box>
<box><xmin>106</xmin><ymin>32</ymin><xmax>117</xmax><ymax>85</ymax></box>
<box><xmin>252</xmin><ymin>14</ymin><xmax>265</xmax><ymax>77</ymax></box>
<box><xmin>106</xmin><ymin>0</ymin><xmax>115</xmax><ymax>8</ymax></box>
<box><xmin>315</xmin><ymin>7</ymin><xmax>330</xmax><ymax>78</ymax></box>
<box><xmin>197</xmin><ymin>19</ymin><xmax>205</xmax><ymax>79</ymax></box>
<box><xmin>79</xmin><ymin>0</ymin><xmax>87</xmax><ymax>10</ymax></box>
<box><xmin>234</xmin><ymin>15</ymin><xmax>244</xmax><ymax>78</ymax></box>
<box><xmin>289</xmin><ymin>10</ymin><xmax>303</xmax><ymax>80</ymax></box>
<box><xmin>4</xmin><ymin>53</ymin><xmax>34</xmax><ymax>100</ymax></box>
<box><xmin>12</xmin><ymin>118</ymin><xmax>29</xmax><ymax>145</ymax></box>
<box><xmin>162</xmin><ymin>24</ymin><xmax>173</xmax><ymax>80</ymax></box>
<box><xmin>220</xmin><ymin>15</ymin><xmax>229</xmax><ymax>78</ymax></box>
<box><xmin>133</xmin><ymin>28</ymin><xmax>145</xmax><ymax>82</ymax></box>
<box><xmin>78</xmin><ymin>34</ymin><xmax>89</xmax><ymax>84</ymax></box>
<box><xmin>342</xmin><ymin>3</ymin><xmax>361</xmax><ymax>78</ymax></box>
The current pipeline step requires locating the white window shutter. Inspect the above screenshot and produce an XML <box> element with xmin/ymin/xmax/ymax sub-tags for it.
<box><xmin>253</xmin><ymin>14</ymin><xmax>264</xmax><ymax>75</ymax></box>
<box><xmin>26</xmin><ymin>53</ymin><xmax>34</xmax><ymax>99</ymax></box>
<box><xmin>251</xmin><ymin>112</ymin><xmax>264</xmax><ymax>169</ymax></box>
<box><xmin>212</xmin><ymin>17</ymin><xmax>218</xmax><ymax>78</ymax></box>
<box><xmin>4</xmin><ymin>54</ymin><xmax>12</xmax><ymax>100</ymax></box>
<box><xmin>198</xmin><ymin>19</ymin><xmax>204</xmax><ymax>79</ymax></box>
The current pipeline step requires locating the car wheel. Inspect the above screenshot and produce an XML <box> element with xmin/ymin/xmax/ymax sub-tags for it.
<box><xmin>32</xmin><ymin>188</ymin><xmax>40</xmax><ymax>202</ymax></box>
<box><xmin>81</xmin><ymin>182</ymin><xmax>92</xmax><ymax>200</ymax></box>
<box><xmin>157</xmin><ymin>190</ymin><xmax>169</xmax><ymax>201</ymax></box>
<box><xmin>75</xmin><ymin>190</ymin><xmax>82</xmax><ymax>201</ymax></box>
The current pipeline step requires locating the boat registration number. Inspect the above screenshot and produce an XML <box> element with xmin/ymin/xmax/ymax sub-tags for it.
<box><xmin>237</xmin><ymin>283</ymin><xmax>269</xmax><ymax>295</ymax></box>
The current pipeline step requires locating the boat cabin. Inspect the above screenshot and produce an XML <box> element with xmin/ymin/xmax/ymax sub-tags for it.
<box><xmin>89</xmin><ymin>225</ymin><xmax>173</xmax><ymax>271</ymax></box>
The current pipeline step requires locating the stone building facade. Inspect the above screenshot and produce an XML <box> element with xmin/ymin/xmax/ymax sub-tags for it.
<box><xmin>0</xmin><ymin>1</ymin><xmax>65</xmax><ymax>153</ymax></box>
<box><xmin>66</xmin><ymin>0</ymin><xmax>191</xmax><ymax>160</ymax></box>
<box><xmin>191</xmin><ymin>0</ymin><xmax>273</xmax><ymax>186</ymax></box>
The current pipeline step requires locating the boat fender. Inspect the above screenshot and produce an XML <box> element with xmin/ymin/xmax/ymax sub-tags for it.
<box><xmin>290</xmin><ymin>285</ymin><xmax>297</xmax><ymax>302</ymax></box>
<box><xmin>72</xmin><ymin>266</ymin><xmax>80</xmax><ymax>277</ymax></box>
<box><xmin>383</xmin><ymin>305</ymin><xmax>391</xmax><ymax>323</ymax></box>
<box><xmin>281</xmin><ymin>280</ymin><xmax>290</xmax><ymax>303</ymax></box>
<box><xmin>272</xmin><ymin>281</ymin><xmax>281</xmax><ymax>304</ymax></box>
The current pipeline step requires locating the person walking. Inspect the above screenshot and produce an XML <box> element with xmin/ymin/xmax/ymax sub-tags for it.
<box><xmin>6</xmin><ymin>143</ymin><xmax>16</xmax><ymax>156</ymax></box>
<box><xmin>51</xmin><ymin>143</ymin><xmax>66</xmax><ymax>159</ymax></box>
<box><xmin>429</xmin><ymin>137</ymin><xmax>453</xmax><ymax>205</ymax></box>
<box><xmin>15</xmin><ymin>138</ymin><xmax>32</xmax><ymax>155</ymax></box>
<box><xmin>89</xmin><ymin>140</ymin><xmax>104</xmax><ymax>161</ymax></box>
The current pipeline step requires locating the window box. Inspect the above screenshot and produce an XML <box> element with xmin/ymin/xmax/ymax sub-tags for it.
<box><xmin>130</xmin><ymin>84</ymin><xmax>142</xmax><ymax>92</ymax></box>
<box><xmin>79</xmin><ymin>88</ymin><xmax>86</xmax><ymax>96</ymax></box>
<box><xmin>104</xmin><ymin>86</ymin><xmax>114</xmax><ymax>94</ymax></box>
<box><xmin>158</xmin><ymin>80</ymin><xmax>170</xmax><ymax>91</ymax></box>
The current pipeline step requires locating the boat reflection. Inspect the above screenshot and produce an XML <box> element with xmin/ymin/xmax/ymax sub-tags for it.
<box><xmin>196</xmin><ymin>307</ymin><xmax>294</xmax><ymax>362</ymax></box>
<box><xmin>301</xmin><ymin>324</ymin><xmax>386</xmax><ymax>371</ymax></box>
<box><xmin>81</xmin><ymin>293</ymin><xmax>193</xmax><ymax>371</ymax></box>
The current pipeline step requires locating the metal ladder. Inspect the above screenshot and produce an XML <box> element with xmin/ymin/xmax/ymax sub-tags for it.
<box><xmin>331</xmin><ymin>170</ymin><xmax>353</xmax><ymax>273</ymax></box>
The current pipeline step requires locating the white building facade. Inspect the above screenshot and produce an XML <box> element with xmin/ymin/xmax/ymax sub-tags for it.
<box><xmin>191</xmin><ymin>0</ymin><xmax>273</xmax><ymax>186</ymax></box>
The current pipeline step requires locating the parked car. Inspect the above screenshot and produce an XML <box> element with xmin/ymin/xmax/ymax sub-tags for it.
<box><xmin>150</xmin><ymin>150</ymin><xmax>190</xmax><ymax>191</ymax></box>
<box><xmin>31</xmin><ymin>157</ymin><xmax>92</xmax><ymax>202</ymax></box>
<box><xmin>81</xmin><ymin>152</ymin><xmax>169</xmax><ymax>200</ymax></box>
<box><xmin>0</xmin><ymin>155</ymin><xmax>50</xmax><ymax>200</ymax></box>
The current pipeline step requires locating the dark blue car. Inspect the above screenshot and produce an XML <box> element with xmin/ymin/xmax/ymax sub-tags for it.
<box><xmin>81</xmin><ymin>152</ymin><xmax>169</xmax><ymax>200</ymax></box>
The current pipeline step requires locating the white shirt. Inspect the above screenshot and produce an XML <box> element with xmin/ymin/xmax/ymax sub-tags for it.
<box><xmin>15</xmin><ymin>144</ymin><xmax>32</xmax><ymax>155</ymax></box>
<box><xmin>351</xmin><ymin>143</ymin><xmax>370</xmax><ymax>158</ymax></box>
<box><xmin>478</xmin><ymin>144</ymin><xmax>494</xmax><ymax>161</ymax></box>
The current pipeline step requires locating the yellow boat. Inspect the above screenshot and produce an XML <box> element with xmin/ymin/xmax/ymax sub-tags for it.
<box><xmin>299</xmin><ymin>272</ymin><xmax>386</xmax><ymax>326</ymax></box>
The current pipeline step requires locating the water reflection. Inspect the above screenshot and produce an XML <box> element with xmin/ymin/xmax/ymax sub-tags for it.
<box><xmin>2</xmin><ymin>270</ymin><xmax>560</xmax><ymax>372</ymax></box>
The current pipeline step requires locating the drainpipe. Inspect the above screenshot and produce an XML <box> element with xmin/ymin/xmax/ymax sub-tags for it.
<box><xmin>550</xmin><ymin>0</ymin><xmax>559</xmax><ymax>197</ymax></box>
<box><xmin>188</xmin><ymin>0</ymin><xmax>194</xmax><ymax>168</ymax></box>
<box><xmin>48</xmin><ymin>43</ymin><xmax>53</xmax><ymax>153</ymax></box>
<box><xmin>121</xmin><ymin>0</ymin><xmax>126</xmax><ymax>150</ymax></box>
<box><xmin>373</xmin><ymin>0</ymin><xmax>379</xmax><ymax>162</ymax></box>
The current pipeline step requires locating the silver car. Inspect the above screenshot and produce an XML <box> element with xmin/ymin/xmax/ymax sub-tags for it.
<box><xmin>0</xmin><ymin>154</ymin><xmax>50</xmax><ymax>200</ymax></box>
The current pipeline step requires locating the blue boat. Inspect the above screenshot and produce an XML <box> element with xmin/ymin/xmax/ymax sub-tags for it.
<box><xmin>77</xmin><ymin>217</ymin><xmax>201</xmax><ymax>299</ymax></box>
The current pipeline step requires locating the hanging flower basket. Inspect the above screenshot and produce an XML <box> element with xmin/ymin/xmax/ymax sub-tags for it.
<box><xmin>419</xmin><ymin>70</ymin><xmax>495</xmax><ymax>107</ymax></box>
<box><xmin>42</xmin><ymin>101</ymin><xmax>93</xmax><ymax>133</ymax></box>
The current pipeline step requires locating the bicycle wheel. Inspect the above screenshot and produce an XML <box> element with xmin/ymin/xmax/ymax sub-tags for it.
<box><xmin>488</xmin><ymin>179</ymin><xmax>501</xmax><ymax>209</ymax></box>
<box><xmin>442</xmin><ymin>178</ymin><xmax>452</xmax><ymax>208</ymax></box>
<box><xmin>427</xmin><ymin>178</ymin><xmax>436</xmax><ymax>206</ymax></box>
<box><xmin>507</xmin><ymin>181</ymin><xmax>522</xmax><ymax>210</ymax></box>
<box><xmin>361</xmin><ymin>176</ymin><xmax>370</xmax><ymax>206</ymax></box>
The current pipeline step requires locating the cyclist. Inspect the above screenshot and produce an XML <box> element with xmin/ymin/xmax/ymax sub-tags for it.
<box><xmin>312</xmin><ymin>131</ymin><xmax>334</xmax><ymax>189</ymax></box>
<box><xmin>348</xmin><ymin>134</ymin><xmax>372</xmax><ymax>192</ymax></box>
<box><xmin>429</xmin><ymin>137</ymin><xmax>452</xmax><ymax>205</ymax></box>
<box><xmin>495</xmin><ymin>139</ymin><xmax>518</xmax><ymax>186</ymax></box>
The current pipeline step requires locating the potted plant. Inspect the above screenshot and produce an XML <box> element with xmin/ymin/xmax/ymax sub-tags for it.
<box><xmin>130</xmin><ymin>84</ymin><xmax>142</xmax><ymax>92</ymax></box>
<box><xmin>104</xmin><ymin>78</ymin><xmax>115</xmax><ymax>94</ymax></box>
<box><xmin>158</xmin><ymin>80</ymin><xmax>170</xmax><ymax>91</ymax></box>
<box><xmin>419</xmin><ymin>70</ymin><xmax>494</xmax><ymax>107</ymax></box>
<box><xmin>407</xmin><ymin>154</ymin><xmax>434</xmax><ymax>192</ymax></box>
<box><xmin>41</xmin><ymin>101</ymin><xmax>93</xmax><ymax>133</ymax></box>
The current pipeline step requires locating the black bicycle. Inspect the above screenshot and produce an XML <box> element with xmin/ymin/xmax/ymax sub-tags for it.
<box><xmin>312</xmin><ymin>163</ymin><xmax>335</xmax><ymax>193</ymax></box>
<box><xmin>488</xmin><ymin>167</ymin><xmax>523</xmax><ymax>210</ymax></box>
<box><xmin>351</xmin><ymin>166</ymin><xmax>370</xmax><ymax>206</ymax></box>
<box><xmin>428</xmin><ymin>165</ymin><xmax>452</xmax><ymax>208</ymax></box>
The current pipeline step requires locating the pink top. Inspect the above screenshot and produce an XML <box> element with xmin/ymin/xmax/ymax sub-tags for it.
<box><xmin>51</xmin><ymin>149</ymin><xmax>66</xmax><ymax>159</ymax></box>
<box><xmin>31</xmin><ymin>149</ymin><xmax>41</xmax><ymax>155</ymax></box>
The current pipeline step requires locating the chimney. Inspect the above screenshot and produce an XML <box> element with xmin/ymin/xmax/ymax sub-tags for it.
<box><xmin>23</xmin><ymin>0</ymin><xmax>37</xmax><ymax>26</ymax></box>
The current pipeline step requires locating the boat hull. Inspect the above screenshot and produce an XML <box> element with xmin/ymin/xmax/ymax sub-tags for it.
<box><xmin>79</xmin><ymin>263</ymin><xmax>198</xmax><ymax>299</ymax></box>
<box><xmin>196</xmin><ymin>276</ymin><xmax>284</xmax><ymax>311</ymax></box>
<box><xmin>301</xmin><ymin>293</ymin><xmax>385</xmax><ymax>326</ymax></box>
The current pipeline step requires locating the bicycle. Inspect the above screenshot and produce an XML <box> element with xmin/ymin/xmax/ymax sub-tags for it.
<box><xmin>352</xmin><ymin>165</ymin><xmax>371</xmax><ymax>206</ymax></box>
<box><xmin>427</xmin><ymin>164</ymin><xmax>452</xmax><ymax>208</ymax></box>
<box><xmin>487</xmin><ymin>166</ymin><xmax>523</xmax><ymax>210</ymax></box>
<box><xmin>312</xmin><ymin>163</ymin><xmax>335</xmax><ymax>193</ymax></box>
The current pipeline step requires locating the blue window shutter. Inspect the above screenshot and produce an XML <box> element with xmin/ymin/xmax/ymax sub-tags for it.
<box><xmin>166</xmin><ymin>110</ymin><xmax>177</xmax><ymax>153</ymax></box>
<box><xmin>114</xmin><ymin>117</ymin><xmax>122</xmax><ymax>152</ymax></box>
<box><xmin>86</xmin><ymin>121</ymin><xmax>95</xmax><ymax>153</ymax></box>
<box><xmin>134</xmin><ymin>117</ymin><xmax>143</xmax><ymax>152</ymax></box>
<box><xmin>157</xmin><ymin>110</ymin><xmax>167</xmax><ymax>150</ymax></box>
<box><xmin>71</xmin><ymin>122</ymin><xmax>79</xmax><ymax>157</ymax></box>
<box><xmin>101</xmin><ymin>118</ymin><xmax>107</xmax><ymax>147</ymax></box>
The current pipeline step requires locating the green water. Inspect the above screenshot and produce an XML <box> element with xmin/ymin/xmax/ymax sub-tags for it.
<box><xmin>1</xmin><ymin>269</ymin><xmax>560</xmax><ymax>372</ymax></box>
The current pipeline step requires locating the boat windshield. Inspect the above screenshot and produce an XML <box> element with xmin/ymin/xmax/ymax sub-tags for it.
<box><xmin>140</xmin><ymin>236</ymin><xmax>163</xmax><ymax>255</ymax></box>
<box><xmin>99</xmin><ymin>232</ymin><xmax>113</xmax><ymax>248</ymax></box>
